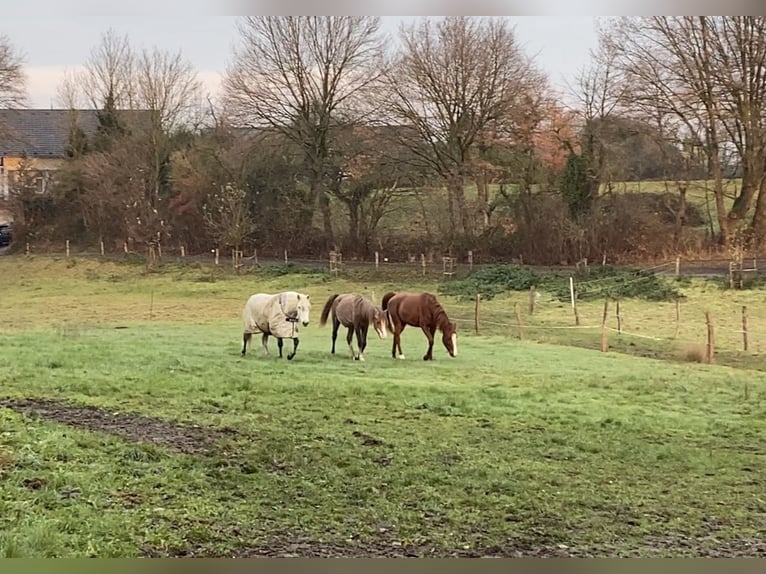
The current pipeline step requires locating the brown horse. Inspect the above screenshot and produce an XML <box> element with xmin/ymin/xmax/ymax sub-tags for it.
<box><xmin>381</xmin><ymin>291</ymin><xmax>457</xmax><ymax>361</ymax></box>
<box><xmin>319</xmin><ymin>293</ymin><xmax>388</xmax><ymax>361</ymax></box>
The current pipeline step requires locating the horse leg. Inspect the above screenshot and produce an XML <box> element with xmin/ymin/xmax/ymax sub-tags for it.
<box><xmin>331</xmin><ymin>316</ymin><xmax>340</xmax><ymax>354</ymax></box>
<box><xmin>242</xmin><ymin>332</ymin><xmax>252</xmax><ymax>357</ymax></box>
<box><xmin>358</xmin><ymin>326</ymin><xmax>368</xmax><ymax>361</ymax></box>
<box><xmin>346</xmin><ymin>326</ymin><xmax>357</xmax><ymax>360</ymax></box>
<box><xmin>287</xmin><ymin>337</ymin><xmax>299</xmax><ymax>360</ymax></box>
<box><xmin>261</xmin><ymin>333</ymin><xmax>269</xmax><ymax>355</ymax></box>
<box><xmin>277</xmin><ymin>337</ymin><xmax>283</xmax><ymax>358</ymax></box>
<box><xmin>392</xmin><ymin>324</ymin><xmax>406</xmax><ymax>360</ymax></box>
<box><xmin>421</xmin><ymin>326</ymin><xmax>435</xmax><ymax>361</ymax></box>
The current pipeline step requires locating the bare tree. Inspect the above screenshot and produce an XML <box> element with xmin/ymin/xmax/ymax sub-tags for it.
<box><xmin>0</xmin><ymin>33</ymin><xmax>26</xmax><ymax>109</ymax></box>
<box><xmin>134</xmin><ymin>46</ymin><xmax>202</xmax><ymax>208</ymax></box>
<box><xmin>202</xmin><ymin>183</ymin><xmax>254</xmax><ymax>269</ymax></box>
<box><xmin>223</xmin><ymin>16</ymin><xmax>387</xmax><ymax>247</ymax></box>
<box><xmin>603</xmin><ymin>17</ymin><xmax>766</xmax><ymax>247</ymax></box>
<box><xmin>383</xmin><ymin>16</ymin><xmax>542</xmax><ymax>239</ymax></box>
<box><xmin>55</xmin><ymin>68</ymin><xmax>88</xmax><ymax>109</ymax></box>
<box><xmin>570</xmin><ymin>25</ymin><xmax>629</xmax><ymax>199</ymax></box>
<box><xmin>80</xmin><ymin>28</ymin><xmax>136</xmax><ymax>109</ymax></box>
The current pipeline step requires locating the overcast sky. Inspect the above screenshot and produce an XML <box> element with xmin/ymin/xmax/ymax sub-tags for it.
<box><xmin>2</xmin><ymin>15</ymin><xmax>600</xmax><ymax>109</ymax></box>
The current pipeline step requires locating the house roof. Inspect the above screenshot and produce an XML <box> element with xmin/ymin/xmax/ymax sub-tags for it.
<box><xmin>0</xmin><ymin>108</ymin><xmax>148</xmax><ymax>159</ymax></box>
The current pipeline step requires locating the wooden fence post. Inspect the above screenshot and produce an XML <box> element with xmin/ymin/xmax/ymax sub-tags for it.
<box><xmin>675</xmin><ymin>256</ymin><xmax>680</xmax><ymax>276</ymax></box>
<box><xmin>705</xmin><ymin>311</ymin><xmax>715</xmax><ymax>364</ymax></box>
<box><xmin>528</xmin><ymin>285</ymin><xmax>537</xmax><ymax>315</ymax></box>
<box><xmin>421</xmin><ymin>253</ymin><xmax>426</xmax><ymax>276</ymax></box>
<box><xmin>25</xmin><ymin>242</ymin><xmax>30</xmax><ymax>256</ymax></box>
<box><xmin>514</xmin><ymin>302</ymin><xmax>523</xmax><ymax>340</ymax></box>
<box><xmin>569</xmin><ymin>276</ymin><xmax>579</xmax><ymax>326</ymax></box>
<box><xmin>375</xmin><ymin>251</ymin><xmax>379</xmax><ymax>270</ymax></box>
<box><xmin>601</xmin><ymin>299</ymin><xmax>609</xmax><ymax>352</ymax></box>
<box><xmin>742</xmin><ymin>305</ymin><xmax>749</xmax><ymax>352</ymax></box>
<box><xmin>674</xmin><ymin>299</ymin><xmax>681</xmax><ymax>339</ymax></box>
<box><xmin>468</xmin><ymin>250</ymin><xmax>473</xmax><ymax>271</ymax></box>
<box><xmin>214</xmin><ymin>248</ymin><xmax>220</xmax><ymax>265</ymax></box>
<box><xmin>100</xmin><ymin>240</ymin><xmax>105</xmax><ymax>256</ymax></box>
<box><xmin>615</xmin><ymin>300</ymin><xmax>622</xmax><ymax>335</ymax></box>
<box><xmin>65</xmin><ymin>239</ymin><xmax>70</xmax><ymax>257</ymax></box>
<box><xmin>284</xmin><ymin>249</ymin><xmax>288</xmax><ymax>264</ymax></box>
<box><xmin>474</xmin><ymin>294</ymin><xmax>481</xmax><ymax>335</ymax></box>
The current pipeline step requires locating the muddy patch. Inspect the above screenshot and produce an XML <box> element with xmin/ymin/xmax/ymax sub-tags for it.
<box><xmin>0</xmin><ymin>396</ymin><xmax>240</xmax><ymax>455</ymax></box>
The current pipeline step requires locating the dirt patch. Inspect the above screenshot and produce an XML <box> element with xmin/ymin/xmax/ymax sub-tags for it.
<box><xmin>142</xmin><ymin>539</ymin><xmax>580</xmax><ymax>558</ymax></box>
<box><xmin>0</xmin><ymin>396</ymin><xmax>240</xmax><ymax>455</ymax></box>
<box><xmin>141</xmin><ymin>534</ymin><xmax>766</xmax><ymax>558</ymax></box>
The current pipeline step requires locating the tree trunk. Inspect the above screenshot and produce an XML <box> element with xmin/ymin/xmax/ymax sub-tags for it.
<box><xmin>319</xmin><ymin>191</ymin><xmax>334</xmax><ymax>249</ymax></box>
<box><xmin>749</xmin><ymin>176</ymin><xmax>766</xmax><ymax>247</ymax></box>
<box><xmin>448</xmin><ymin>173</ymin><xmax>472</xmax><ymax>237</ymax></box>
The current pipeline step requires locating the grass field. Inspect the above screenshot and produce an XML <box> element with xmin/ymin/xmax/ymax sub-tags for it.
<box><xmin>1</xmin><ymin>256</ymin><xmax>766</xmax><ymax>557</ymax></box>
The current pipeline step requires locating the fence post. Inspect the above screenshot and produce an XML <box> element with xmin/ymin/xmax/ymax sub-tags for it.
<box><xmin>742</xmin><ymin>305</ymin><xmax>749</xmax><ymax>352</ymax></box>
<box><xmin>468</xmin><ymin>250</ymin><xmax>473</xmax><ymax>271</ymax></box>
<box><xmin>601</xmin><ymin>299</ymin><xmax>609</xmax><ymax>352</ymax></box>
<box><xmin>123</xmin><ymin>241</ymin><xmax>128</xmax><ymax>254</ymax></box>
<box><xmin>528</xmin><ymin>285</ymin><xmax>537</xmax><ymax>315</ymax></box>
<box><xmin>705</xmin><ymin>311</ymin><xmax>715</xmax><ymax>364</ymax></box>
<box><xmin>615</xmin><ymin>300</ymin><xmax>622</xmax><ymax>335</ymax></box>
<box><xmin>25</xmin><ymin>242</ymin><xmax>30</xmax><ymax>256</ymax></box>
<box><xmin>100</xmin><ymin>240</ymin><xmax>105</xmax><ymax>256</ymax></box>
<box><xmin>180</xmin><ymin>245</ymin><xmax>185</xmax><ymax>257</ymax></box>
<box><xmin>674</xmin><ymin>299</ymin><xmax>681</xmax><ymax>339</ymax></box>
<box><xmin>569</xmin><ymin>276</ymin><xmax>579</xmax><ymax>326</ymax></box>
<box><xmin>421</xmin><ymin>253</ymin><xmax>426</xmax><ymax>276</ymax></box>
<box><xmin>675</xmin><ymin>256</ymin><xmax>680</xmax><ymax>276</ymax></box>
<box><xmin>214</xmin><ymin>248</ymin><xmax>220</xmax><ymax>265</ymax></box>
<box><xmin>514</xmin><ymin>302</ymin><xmax>523</xmax><ymax>340</ymax></box>
<box><xmin>284</xmin><ymin>249</ymin><xmax>288</xmax><ymax>264</ymax></box>
<box><xmin>375</xmin><ymin>251</ymin><xmax>379</xmax><ymax>270</ymax></box>
<box><xmin>66</xmin><ymin>239</ymin><xmax>70</xmax><ymax>257</ymax></box>
<box><xmin>474</xmin><ymin>294</ymin><xmax>481</xmax><ymax>335</ymax></box>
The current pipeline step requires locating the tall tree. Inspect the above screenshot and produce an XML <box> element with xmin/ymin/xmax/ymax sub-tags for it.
<box><xmin>223</xmin><ymin>16</ymin><xmax>387</xmax><ymax>248</ymax></box>
<box><xmin>383</xmin><ymin>16</ymin><xmax>542</xmax><ymax>239</ymax></box>
<box><xmin>603</xmin><ymin>17</ymin><xmax>766</xmax><ymax>246</ymax></box>
<box><xmin>0</xmin><ymin>33</ymin><xmax>26</xmax><ymax>109</ymax></box>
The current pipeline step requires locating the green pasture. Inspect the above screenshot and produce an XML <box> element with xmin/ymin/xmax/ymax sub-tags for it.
<box><xmin>0</xmin><ymin>256</ymin><xmax>765</xmax><ymax>557</ymax></box>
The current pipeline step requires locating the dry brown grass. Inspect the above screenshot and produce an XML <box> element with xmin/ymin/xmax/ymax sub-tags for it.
<box><xmin>678</xmin><ymin>343</ymin><xmax>707</xmax><ymax>363</ymax></box>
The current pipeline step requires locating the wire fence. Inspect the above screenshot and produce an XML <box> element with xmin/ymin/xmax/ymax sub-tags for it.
<box><xmin>5</xmin><ymin>239</ymin><xmax>766</xmax><ymax>280</ymax></box>
<box><xmin>4</xmin><ymin>242</ymin><xmax>766</xmax><ymax>369</ymax></box>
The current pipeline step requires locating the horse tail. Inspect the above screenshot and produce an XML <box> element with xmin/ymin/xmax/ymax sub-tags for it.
<box><xmin>319</xmin><ymin>294</ymin><xmax>340</xmax><ymax>327</ymax></box>
<box><xmin>381</xmin><ymin>291</ymin><xmax>396</xmax><ymax>311</ymax></box>
<box><xmin>381</xmin><ymin>291</ymin><xmax>397</xmax><ymax>332</ymax></box>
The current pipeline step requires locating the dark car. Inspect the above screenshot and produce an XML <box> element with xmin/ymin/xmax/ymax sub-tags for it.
<box><xmin>0</xmin><ymin>224</ymin><xmax>12</xmax><ymax>248</ymax></box>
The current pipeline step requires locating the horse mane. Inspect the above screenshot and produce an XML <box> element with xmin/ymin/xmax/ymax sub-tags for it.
<box><xmin>381</xmin><ymin>291</ymin><xmax>397</xmax><ymax>310</ymax></box>
<box><xmin>319</xmin><ymin>293</ymin><xmax>340</xmax><ymax>326</ymax></box>
<box><xmin>423</xmin><ymin>293</ymin><xmax>452</xmax><ymax>332</ymax></box>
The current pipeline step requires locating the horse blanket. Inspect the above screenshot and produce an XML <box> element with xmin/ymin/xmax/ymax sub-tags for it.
<box><xmin>242</xmin><ymin>291</ymin><xmax>302</xmax><ymax>339</ymax></box>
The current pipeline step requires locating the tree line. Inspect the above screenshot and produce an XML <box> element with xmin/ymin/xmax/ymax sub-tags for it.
<box><xmin>1</xmin><ymin>17</ymin><xmax>765</xmax><ymax>265</ymax></box>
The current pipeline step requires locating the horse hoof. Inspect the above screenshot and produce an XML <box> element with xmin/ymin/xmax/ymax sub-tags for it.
<box><xmin>287</xmin><ymin>354</ymin><xmax>295</xmax><ymax>361</ymax></box>
<box><xmin>359</xmin><ymin>356</ymin><xmax>365</xmax><ymax>362</ymax></box>
<box><xmin>397</xmin><ymin>354</ymin><xmax>405</xmax><ymax>360</ymax></box>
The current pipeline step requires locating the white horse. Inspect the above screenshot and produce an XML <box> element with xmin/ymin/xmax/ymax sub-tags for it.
<box><xmin>241</xmin><ymin>291</ymin><xmax>311</xmax><ymax>360</ymax></box>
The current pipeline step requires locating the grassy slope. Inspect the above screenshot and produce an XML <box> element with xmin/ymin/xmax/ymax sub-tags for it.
<box><xmin>1</xmin><ymin>256</ymin><xmax>765</xmax><ymax>557</ymax></box>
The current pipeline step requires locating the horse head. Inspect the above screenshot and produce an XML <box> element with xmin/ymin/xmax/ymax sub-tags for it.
<box><xmin>295</xmin><ymin>293</ymin><xmax>311</xmax><ymax>327</ymax></box>
<box><xmin>441</xmin><ymin>321</ymin><xmax>457</xmax><ymax>357</ymax></box>
<box><xmin>296</xmin><ymin>293</ymin><xmax>311</xmax><ymax>327</ymax></box>
<box><xmin>371</xmin><ymin>306</ymin><xmax>388</xmax><ymax>339</ymax></box>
